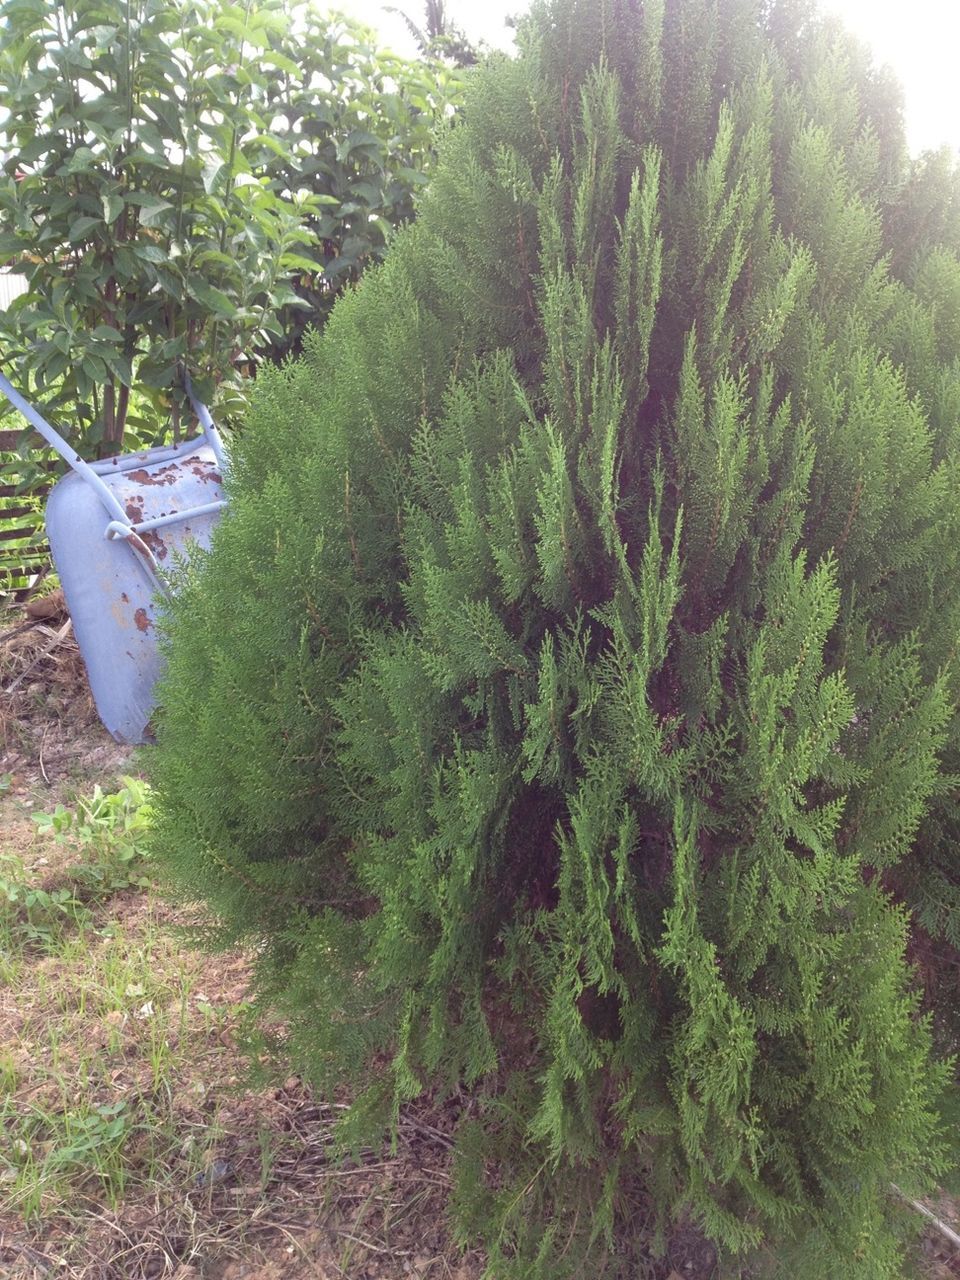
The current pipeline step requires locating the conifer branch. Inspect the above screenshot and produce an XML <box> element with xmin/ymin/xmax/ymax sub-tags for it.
<box><xmin>343</xmin><ymin>468</ymin><xmax>362</xmax><ymax>575</ymax></box>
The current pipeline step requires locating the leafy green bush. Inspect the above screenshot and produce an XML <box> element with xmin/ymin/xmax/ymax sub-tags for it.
<box><xmin>256</xmin><ymin>6</ymin><xmax>467</xmax><ymax>362</ymax></box>
<box><xmin>0</xmin><ymin>0</ymin><xmax>463</xmax><ymax>452</ymax></box>
<box><xmin>151</xmin><ymin>1</ymin><xmax>960</xmax><ymax>1274</ymax></box>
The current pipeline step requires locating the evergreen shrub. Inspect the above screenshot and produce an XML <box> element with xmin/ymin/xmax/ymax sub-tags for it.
<box><xmin>151</xmin><ymin>1</ymin><xmax>960</xmax><ymax>1274</ymax></box>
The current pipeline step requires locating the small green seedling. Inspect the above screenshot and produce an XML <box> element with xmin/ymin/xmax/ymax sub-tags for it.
<box><xmin>0</xmin><ymin>852</ymin><xmax>85</xmax><ymax>949</ymax></box>
<box><xmin>33</xmin><ymin>776</ymin><xmax>154</xmax><ymax>894</ymax></box>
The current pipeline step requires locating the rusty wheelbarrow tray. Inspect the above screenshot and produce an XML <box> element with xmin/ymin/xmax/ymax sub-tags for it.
<box><xmin>0</xmin><ymin>369</ymin><xmax>226</xmax><ymax>744</ymax></box>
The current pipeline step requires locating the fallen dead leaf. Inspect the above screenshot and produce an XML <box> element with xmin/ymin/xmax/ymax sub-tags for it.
<box><xmin>24</xmin><ymin>589</ymin><xmax>67</xmax><ymax>621</ymax></box>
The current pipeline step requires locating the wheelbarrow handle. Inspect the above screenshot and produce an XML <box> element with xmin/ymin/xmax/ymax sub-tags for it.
<box><xmin>0</xmin><ymin>368</ymin><xmax>130</xmax><ymax>526</ymax></box>
<box><xmin>0</xmin><ymin>365</ymin><xmax>226</xmax><ymax>491</ymax></box>
<box><xmin>179</xmin><ymin>366</ymin><xmax>227</xmax><ymax>474</ymax></box>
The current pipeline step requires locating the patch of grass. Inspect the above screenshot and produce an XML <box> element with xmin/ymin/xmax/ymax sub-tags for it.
<box><xmin>0</xmin><ymin>927</ymin><xmax>226</xmax><ymax>1224</ymax></box>
<box><xmin>0</xmin><ymin>774</ymin><xmax>475</xmax><ymax>1280</ymax></box>
<box><xmin>0</xmin><ymin>777</ymin><xmax>153</xmax><ymax>961</ymax></box>
<box><xmin>0</xmin><ymin>781</ymin><xmax>226</xmax><ymax>1221</ymax></box>
<box><xmin>4</xmin><ymin>1098</ymin><xmax>134</xmax><ymax>1220</ymax></box>
<box><xmin>0</xmin><ymin>778</ymin><xmax>221</xmax><ymax>1218</ymax></box>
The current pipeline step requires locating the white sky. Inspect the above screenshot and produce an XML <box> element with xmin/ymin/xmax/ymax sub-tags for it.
<box><xmin>334</xmin><ymin>0</ymin><xmax>960</xmax><ymax>156</ymax></box>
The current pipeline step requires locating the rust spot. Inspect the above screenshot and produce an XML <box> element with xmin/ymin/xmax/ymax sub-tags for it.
<box><xmin>145</xmin><ymin>529</ymin><xmax>167</xmax><ymax>560</ymax></box>
<box><xmin>125</xmin><ymin>498</ymin><xmax>144</xmax><ymax>521</ymax></box>
<box><xmin>140</xmin><ymin>528</ymin><xmax>168</xmax><ymax>560</ymax></box>
<box><xmin>134</xmin><ymin>608</ymin><xmax>151</xmax><ymax>632</ymax></box>
<box><xmin>120</xmin><ymin>592</ymin><xmax>129</xmax><ymax>603</ymax></box>
<box><xmin>127</xmin><ymin>462</ymin><xmax>181</xmax><ymax>486</ymax></box>
<box><xmin>190</xmin><ymin>459</ymin><xmax>222</xmax><ymax>484</ymax></box>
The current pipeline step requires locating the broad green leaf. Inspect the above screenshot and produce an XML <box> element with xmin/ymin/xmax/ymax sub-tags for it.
<box><xmin>349</xmin><ymin>181</ymin><xmax>384</xmax><ymax>206</ymax></box>
<box><xmin>279</xmin><ymin>253</ymin><xmax>322</xmax><ymax>273</ymax></box>
<box><xmin>68</xmin><ymin>215</ymin><xmax>101</xmax><ymax>242</ymax></box>
<box><xmin>261</xmin><ymin>49</ymin><xmax>300</xmax><ymax>75</ymax></box>
<box><xmin>187</xmin><ymin>278</ymin><xmax>236</xmax><ymax>319</ymax></box>
<box><xmin>202</xmin><ymin>157</ymin><xmax>227</xmax><ymax>195</ymax></box>
<box><xmin>80</xmin><ymin>352</ymin><xmax>107</xmax><ymax>381</ymax></box>
<box><xmin>132</xmin><ymin>243</ymin><xmax>169</xmax><ymax>264</ymax></box>
<box><xmin>337</xmin><ymin>130</ymin><xmax>384</xmax><ymax>163</ymax></box>
<box><xmin>102</xmin><ymin>349</ymin><xmax>133</xmax><ymax>384</ymax></box>
<box><xmin>125</xmin><ymin>192</ymin><xmax>174</xmax><ymax>227</ymax></box>
<box><xmin>102</xmin><ymin>193</ymin><xmax>123</xmax><ymax>224</ymax></box>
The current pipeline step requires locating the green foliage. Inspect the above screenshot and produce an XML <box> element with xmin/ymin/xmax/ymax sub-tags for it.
<box><xmin>2</xmin><ymin>1094</ymin><xmax>134</xmax><ymax>1217</ymax></box>
<box><xmin>33</xmin><ymin>775</ymin><xmax>154</xmax><ymax>892</ymax></box>
<box><xmin>0</xmin><ymin>778</ymin><xmax>153</xmax><ymax>951</ymax></box>
<box><xmin>0</xmin><ymin>0</ymin><xmax>463</xmax><ymax>452</ymax></box>
<box><xmin>0</xmin><ymin>851</ymin><xmax>85</xmax><ymax>948</ymax></box>
<box><xmin>151</xmin><ymin>0</ymin><xmax>960</xmax><ymax>1275</ymax></box>
<box><xmin>254</xmin><ymin>6</ymin><xmax>467</xmax><ymax>361</ymax></box>
<box><xmin>0</xmin><ymin>441</ymin><xmax>49</xmax><ymax>593</ymax></box>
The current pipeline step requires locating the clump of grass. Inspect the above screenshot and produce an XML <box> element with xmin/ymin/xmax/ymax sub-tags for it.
<box><xmin>0</xmin><ymin>775</ymin><xmax>473</xmax><ymax>1280</ymax></box>
<box><xmin>0</xmin><ymin>778</ymin><xmax>226</xmax><ymax>1218</ymax></box>
<box><xmin>0</xmin><ymin>777</ymin><xmax>151</xmax><ymax>961</ymax></box>
<box><xmin>0</xmin><ymin>918</ymin><xmax>229</xmax><ymax>1221</ymax></box>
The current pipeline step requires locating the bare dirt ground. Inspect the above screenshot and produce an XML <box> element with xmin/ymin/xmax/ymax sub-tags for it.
<box><xmin>1</xmin><ymin>599</ymin><xmax>959</xmax><ymax>1280</ymax></box>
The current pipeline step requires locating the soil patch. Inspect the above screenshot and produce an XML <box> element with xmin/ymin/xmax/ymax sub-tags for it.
<box><xmin>1</xmin><ymin>601</ymin><xmax>131</xmax><ymax>793</ymax></box>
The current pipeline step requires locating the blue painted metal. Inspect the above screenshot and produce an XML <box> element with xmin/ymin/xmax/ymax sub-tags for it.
<box><xmin>0</xmin><ymin>370</ymin><xmax>227</xmax><ymax>744</ymax></box>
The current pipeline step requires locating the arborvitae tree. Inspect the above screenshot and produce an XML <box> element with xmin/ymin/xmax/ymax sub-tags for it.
<box><xmin>150</xmin><ymin>1</ymin><xmax>960</xmax><ymax>1274</ymax></box>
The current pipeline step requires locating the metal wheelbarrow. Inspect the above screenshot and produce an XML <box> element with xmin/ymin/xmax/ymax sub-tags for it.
<box><xmin>0</xmin><ymin>369</ymin><xmax>226</xmax><ymax>744</ymax></box>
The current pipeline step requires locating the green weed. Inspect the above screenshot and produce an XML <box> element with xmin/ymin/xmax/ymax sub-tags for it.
<box><xmin>0</xmin><ymin>778</ymin><xmax>153</xmax><ymax>955</ymax></box>
<box><xmin>1</xmin><ymin>1098</ymin><xmax>134</xmax><ymax>1216</ymax></box>
<box><xmin>0</xmin><ymin>850</ymin><xmax>85</xmax><ymax>950</ymax></box>
<box><xmin>32</xmin><ymin>775</ymin><xmax>153</xmax><ymax>894</ymax></box>
<box><xmin>0</xmin><ymin>907</ymin><xmax>222</xmax><ymax>1220</ymax></box>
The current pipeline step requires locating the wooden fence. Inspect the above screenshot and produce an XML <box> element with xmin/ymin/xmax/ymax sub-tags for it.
<box><xmin>1</xmin><ymin>273</ymin><xmax>52</xmax><ymax>592</ymax></box>
<box><xmin>0</xmin><ymin>427</ymin><xmax>54</xmax><ymax>593</ymax></box>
